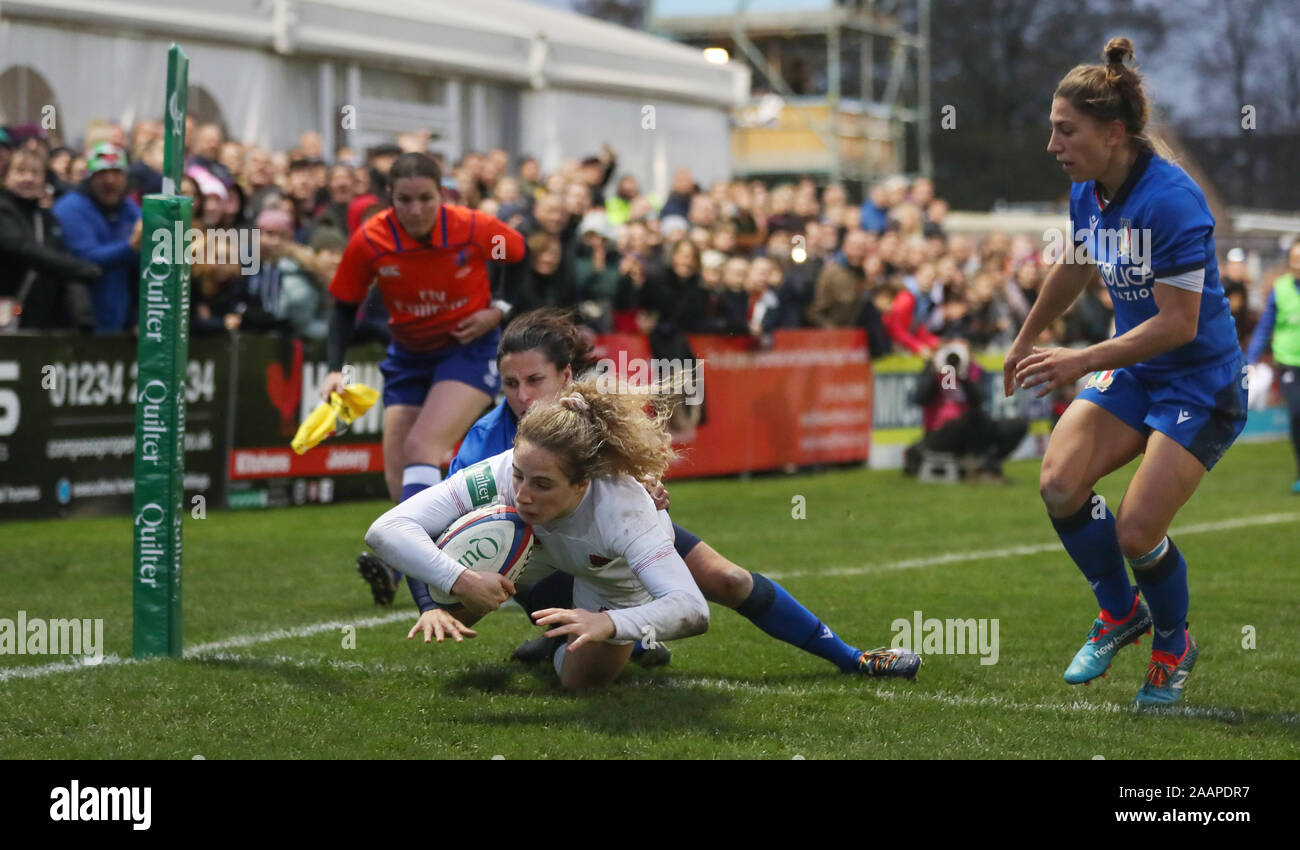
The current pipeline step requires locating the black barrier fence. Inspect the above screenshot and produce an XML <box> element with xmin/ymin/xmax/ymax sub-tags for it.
<box><xmin>0</xmin><ymin>333</ymin><xmax>390</xmax><ymax>521</ymax></box>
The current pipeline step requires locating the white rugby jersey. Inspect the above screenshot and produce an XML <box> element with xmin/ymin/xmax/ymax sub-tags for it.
<box><xmin>365</xmin><ymin>448</ymin><xmax>708</xmax><ymax>643</ymax></box>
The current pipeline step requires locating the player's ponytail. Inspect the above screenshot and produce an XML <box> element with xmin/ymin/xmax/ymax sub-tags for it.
<box><xmin>516</xmin><ymin>378</ymin><xmax>676</xmax><ymax>485</ymax></box>
<box><xmin>1054</xmin><ymin>37</ymin><xmax>1173</xmax><ymax>159</ymax></box>
<box><xmin>499</xmin><ymin>307</ymin><xmax>598</xmax><ymax>376</ymax></box>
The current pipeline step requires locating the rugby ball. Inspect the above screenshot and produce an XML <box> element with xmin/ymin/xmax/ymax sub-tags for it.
<box><xmin>431</xmin><ymin>505</ymin><xmax>534</xmax><ymax>605</ymax></box>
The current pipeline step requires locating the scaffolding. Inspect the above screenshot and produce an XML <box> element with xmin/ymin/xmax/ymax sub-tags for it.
<box><xmin>650</xmin><ymin>0</ymin><xmax>930</xmax><ymax>189</ymax></box>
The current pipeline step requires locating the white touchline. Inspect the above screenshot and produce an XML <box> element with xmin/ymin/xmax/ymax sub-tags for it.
<box><xmin>3</xmin><ymin>511</ymin><xmax>1297</xmax><ymax>685</ymax></box>
<box><xmin>763</xmin><ymin>511</ymin><xmax>1300</xmax><ymax>581</ymax></box>
<box><xmin>185</xmin><ymin>612</ymin><xmax>410</xmax><ymax>654</ymax></box>
<box><xmin>0</xmin><ymin>613</ymin><xmax>408</xmax><ymax>682</ymax></box>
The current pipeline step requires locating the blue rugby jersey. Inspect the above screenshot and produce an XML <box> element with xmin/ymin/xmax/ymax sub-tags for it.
<box><xmin>448</xmin><ymin>398</ymin><xmax>518</xmax><ymax>475</ymax></box>
<box><xmin>1068</xmin><ymin>147</ymin><xmax>1239</xmax><ymax>380</ymax></box>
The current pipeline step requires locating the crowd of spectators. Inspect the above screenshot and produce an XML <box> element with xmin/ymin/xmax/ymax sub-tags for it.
<box><xmin>0</xmin><ymin>115</ymin><xmax>1278</xmax><ymax>370</ymax></box>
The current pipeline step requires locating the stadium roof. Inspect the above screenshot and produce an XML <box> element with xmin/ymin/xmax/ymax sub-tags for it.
<box><xmin>3</xmin><ymin>0</ymin><xmax>748</xmax><ymax>107</ymax></box>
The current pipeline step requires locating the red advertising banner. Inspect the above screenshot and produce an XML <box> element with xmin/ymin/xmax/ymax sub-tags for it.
<box><xmin>593</xmin><ymin>329</ymin><xmax>873</xmax><ymax>478</ymax></box>
<box><xmin>229</xmin><ymin>444</ymin><xmax>385</xmax><ymax>480</ymax></box>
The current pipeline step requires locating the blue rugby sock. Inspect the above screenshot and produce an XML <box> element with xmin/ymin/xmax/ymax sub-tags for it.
<box><xmin>1049</xmin><ymin>492</ymin><xmax>1134</xmax><ymax>618</ymax></box>
<box><xmin>1131</xmin><ymin>537</ymin><xmax>1188</xmax><ymax>657</ymax></box>
<box><xmin>736</xmin><ymin>573</ymin><xmax>862</xmax><ymax>671</ymax></box>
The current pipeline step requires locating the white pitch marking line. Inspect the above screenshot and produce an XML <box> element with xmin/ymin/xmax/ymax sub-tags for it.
<box><xmin>0</xmin><ymin>612</ymin><xmax>410</xmax><ymax>682</ymax></box>
<box><xmin>764</xmin><ymin>511</ymin><xmax>1300</xmax><ymax>580</ymax></box>
<box><xmin>3</xmin><ymin>511</ymin><xmax>1297</xmax><ymax>684</ymax></box>
<box><xmin>185</xmin><ymin>612</ymin><xmax>410</xmax><ymax>654</ymax></box>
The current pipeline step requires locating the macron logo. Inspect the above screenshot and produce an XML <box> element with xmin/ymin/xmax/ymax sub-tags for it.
<box><xmin>1176</xmin><ymin>410</ymin><xmax>1192</xmax><ymax>425</ymax></box>
<box><xmin>50</xmin><ymin>780</ymin><xmax>151</xmax><ymax>830</ymax></box>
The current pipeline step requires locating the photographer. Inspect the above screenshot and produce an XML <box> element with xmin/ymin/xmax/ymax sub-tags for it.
<box><xmin>903</xmin><ymin>340</ymin><xmax>1028</xmax><ymax>481</ymax></box>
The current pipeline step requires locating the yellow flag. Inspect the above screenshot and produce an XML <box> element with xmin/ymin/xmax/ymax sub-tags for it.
<box><xmin>291</xmin><ymin>402</ymin><xmax>337</xmax><ymax>455</ymax></box>
<box><xmin>291</xmin><ymin>383</ymin><xmax>379</xmax><ymax>454</ymax></box>
<box><xmin>334</xmin><ymin>383</ymin><xmax>379</xmax><ymax>425</ymax></box>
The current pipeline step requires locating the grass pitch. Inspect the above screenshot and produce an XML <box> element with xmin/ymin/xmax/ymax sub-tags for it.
<box><xmin>2</xmin><ymin>440</ymin><xmax>1297</xmax><ymax>759</ymax></box>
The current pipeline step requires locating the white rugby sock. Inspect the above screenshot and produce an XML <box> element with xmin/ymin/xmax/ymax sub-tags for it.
<box><xmin>403</xmin><ymin>464</ymin><xmax>441</xmax><ymax>488</ymax></box>
<box><xmin>400</xmin><ymin>464</ymin><xmax>442</xmax><ymax>502</ymax></box>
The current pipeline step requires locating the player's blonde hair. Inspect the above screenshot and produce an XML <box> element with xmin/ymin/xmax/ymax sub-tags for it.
<box><xmin>516</xmin><ymin>378</ymin><xmax>676</xmax><ymax>485</ymax></box>
<box><xmin>1054</xmin><ymin>37</ymin><xmax>1175</xmax><ymax>161</ymax></box>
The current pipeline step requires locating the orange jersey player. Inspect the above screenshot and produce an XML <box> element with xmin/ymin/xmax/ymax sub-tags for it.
<box><xmin>329</xmin><ymin>201</ymin><xmax>524</xmax><ymax>352</ymax></box>
<box><xmin>321</xmin><ymin>152</ymin><xmax>525</xmax><ymax>603</ymax></box>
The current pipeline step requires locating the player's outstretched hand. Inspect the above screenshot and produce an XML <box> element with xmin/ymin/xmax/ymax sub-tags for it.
<box><xmin>408</xmin><ymin>608</ymin><xmax>478</xmax><ymax>644</ymax></box>
<box><xmin>1002</xmin><ymin>338</ymin><xmax>1035</xmax><ymax>398</ymax></box>
<box><xmin>450</xmin><ymin>570</ymin><xmax>515</xmax><ymax>617</ymax></box>
<box><xmin>320</xmin><ymin>370</ymin><xmax>346</xmax><ymax>402</ymax></box>
<box><xmin>451</xmin><ymin>307</ymin><xmax>504</xmax><ymax>344</ymax></box>
<box><xmin>1014</xmin><ymin>346</ymin><xmax>1089</xmax><ymax>398</ymax></box>
<box><xmin>532</xmin><ymin>607</ymin><xmax>615</xmax><ymax>651</ymax></box>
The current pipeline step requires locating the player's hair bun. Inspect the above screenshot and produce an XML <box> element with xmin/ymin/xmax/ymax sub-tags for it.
<box><xmin>1055</xmin><ymin>35</ymin><xmax>1162</xmax><ymax>156</ymax></box>
<box><xmin>560</xmin><ymin>393</ymin><xmax>590</xmax><ymax>413</ymax></box>
<box><xmin>1104</xmin><ymin>37</ymin><xmax>1135</xmax><ymax>67</ymax></box>
<box><xmin>1103</xmin><ymin>37</ymin><xmax>1137</xmax><ymax>86</ymax></box>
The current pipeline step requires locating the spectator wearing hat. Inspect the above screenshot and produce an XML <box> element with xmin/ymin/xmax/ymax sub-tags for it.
<box><xmin>574</xmin><ymin>211</ymin><xmax>621</xmax><ymax>331</ymax></box>
<box><xmin>0</xmin><ymin>146</ymin><xmax>101</xmax><ymax>331</ymax></box>
<box><xmin>186</xmin><ymin>165</ymin><xmax>227</xmax><ymax>228</ymax></box>
<box><xmin>7</xmin><ymin>123</ymin><xmax>50</xmax><ymax>160</ymax></box>
<box><xmin>51</xmin><ymin>142</ymin><xmax>142</xmax><ymax>332</ymax></box>
<box><xmin>1221</xmin><ymin>247</ymin><xmax>1250</xmax><ymax>290</ymax></box>
<box><xmin>579</xmin><ymin>143</ymin><xmax>617</xmax><ymax>209</ymax></box>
